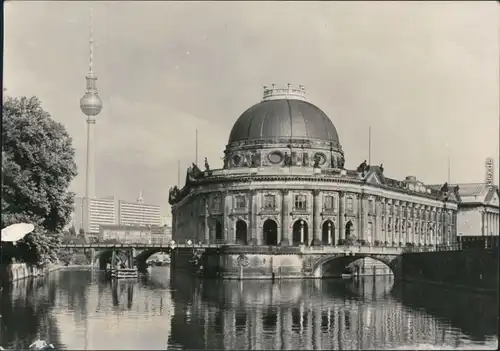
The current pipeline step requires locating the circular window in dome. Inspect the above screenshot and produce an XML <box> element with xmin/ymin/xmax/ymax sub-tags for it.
<box><xmin>232</xmin><ymin>154</ymin><xmax>242</xmax><ymax>167</ymax></box>
<box><xmin>313</xmin><ymin>152</ymin><xmax>327</xmax><ymax>165</ymax></box>
<box><xmin>268</xmin><ymin>151</ymin><xmax>284</xmax><ymax>164</ymax></box>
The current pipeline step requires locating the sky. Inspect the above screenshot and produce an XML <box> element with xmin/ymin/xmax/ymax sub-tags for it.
<box><xmin>4</xmin><ymin>1</ymin><xmax>499</xmax><ymax>216</ymax></box>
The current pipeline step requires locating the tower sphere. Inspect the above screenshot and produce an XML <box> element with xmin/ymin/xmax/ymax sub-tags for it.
<box><xmin>80</xmin><ymin>92</ymin><xmax>103</xmax><ymax>117</ymax></box>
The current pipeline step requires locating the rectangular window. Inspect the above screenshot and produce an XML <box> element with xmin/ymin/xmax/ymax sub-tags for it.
<box><xmin>324</xmin><ymin>196</ymin><xmax>334</xmax><ymax>211</ymax></box>
<box><xmin>263</xmin><ymin>195</ymin><xmax>276</xmax><ymax>209</ymax></box>
<box><xmin>235</xmin><ymin>195</ymin><xmax>246</xmax><ymax>209</ymax></box>
<box><xmin>294</xmin><ymin>195</ymin><xmax>307</xmax><ymax>210</ymax></box>
<box><xmin>347</xmin><ymin>197</ymin><xmax>353</xmax><ymax>212</ymax></box>
<box><xmin>212</xmin><ymin>196</ymin><xmax>221</xmax><ymax>211</ymax></box>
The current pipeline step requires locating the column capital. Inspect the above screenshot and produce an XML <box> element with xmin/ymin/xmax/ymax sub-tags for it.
<box><xmin>282</xmin><ymin>189</ymin><xmax>290</xmax><ymax>196</ymax></box>
<box><xmin>338</xmin><ymin>191</ymin><xmax>345</xmax><ymax>198</ymax></box>
<box><xmin>313</xmin><ymin>189</ymin><xmax>321</xmax><ymax>197</ymax></box>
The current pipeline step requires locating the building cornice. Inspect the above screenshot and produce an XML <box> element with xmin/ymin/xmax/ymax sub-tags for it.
<box><xmin>171</xmin><ymin>174</ymin><xmax>458</xmax><ymax>209</ymax></box>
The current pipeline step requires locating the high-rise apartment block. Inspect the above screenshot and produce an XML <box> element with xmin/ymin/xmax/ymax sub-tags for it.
<box><xmin>72</xmin><ymin>196</ymin><xmax>162</xmax><ymax>236</ymax></box>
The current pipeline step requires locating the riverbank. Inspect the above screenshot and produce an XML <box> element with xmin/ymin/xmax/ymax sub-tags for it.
<box><xmin>0</xmin><ymin>262</ymin><xmax>77</xmax><ymax>285</ymax></box>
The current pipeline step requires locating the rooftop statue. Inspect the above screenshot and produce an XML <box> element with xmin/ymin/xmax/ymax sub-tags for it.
<box><xmin>338</xmin><ymin>155</ymin><xmax>345</xmax><ymax>169</ymax></box>
<box><xmin>283</xmin><ymin>152</ymin><xmax>292</xmax><ymax>167</ymax></box>
<box><xmin>357</xmin><ymin>160</ymin><xmax>369</xmax><ymax>173</ymax></box>
<box><xmin>168</xmin><ymin>186</ymin><xmax>181</xmax><ymax>205</ymax></box>
<box><xmin>191</xmin><ymin>163</ymin><xmax>203</xmax><ymax>177</ymax></box>
<box><xmin>379</xmin><ymin>163</ymin><xmax>384</xmax><ymax>173</ymax></box>
<box><xmin>222</xmin><ymin>154</ymin><xmax>229</xmax><ymax>169</ymax></box>
<box><xmin>440</xmin><ymin>182</ymin><xmax>449</xmax><ymax>194</ymax></box>
<box><xmin>250</xmin><ymin>152</ymin><xmax>259</xmax><ymax>167</ymax></box>
<box><xmin>204</xmin><ymin>157</ymin><xmax>210</xmax><ymax>172</ymax></box>
<box><xmin>313</xmin><ymin>154</ymin><xmax>321</xmax><ymax>168</ymax></box>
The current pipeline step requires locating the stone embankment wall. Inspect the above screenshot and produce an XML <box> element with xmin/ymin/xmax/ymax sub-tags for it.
<box><xmin>402</xmin><ymin>249</ymin><xmax>498</xmax><ymax>292</ymax></box>
<box><xmin>0</xmin><ymin>263</ymin><xmax>62</xmax><ymax>285</ymax></box>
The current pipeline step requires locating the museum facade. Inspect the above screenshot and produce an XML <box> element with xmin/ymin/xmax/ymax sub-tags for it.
<box><xmin>169</xmin><ymin>85</ymin><xmax>458</xmax><ymax>248</ymax></box>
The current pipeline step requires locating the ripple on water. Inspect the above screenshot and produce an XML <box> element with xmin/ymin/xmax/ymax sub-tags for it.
<box><xmin>0</xmin><ymin>269</ymin><xmax>497</xmax><ymax>350</ymax></box>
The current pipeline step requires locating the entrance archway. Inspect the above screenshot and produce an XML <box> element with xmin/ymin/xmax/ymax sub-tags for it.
<box><xmin>322</xmin><ymin>220</ymin><xmax>335</xmax><ymax>245</ymax></box>
<box><xmin>292</xmin><ymin>220</ymin><xmax>309</xmax><ymax>246</ymax></box>
<box><xmin>263</xmin><ymin>219</ymin><xmax>278</xmax><ymax>246</ymax></box>
<box><xmin>215</xmin><ymin>220</ymin><xmax>223</xmax><ymax>243</ymax></box>
<box><xmin>235</xmin><ymin>220</ymin><xmax>248</xmax><ymax>245</ymax></box>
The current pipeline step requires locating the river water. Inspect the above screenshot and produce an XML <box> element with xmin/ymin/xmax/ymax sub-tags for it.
<box><xmin>0</xmin><ymin>267</ymin><xmax>497</xmax><ymax>350</ymax></box>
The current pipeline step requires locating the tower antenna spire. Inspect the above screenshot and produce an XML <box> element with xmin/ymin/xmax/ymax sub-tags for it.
<box><xmin>88</xmin><ymin>7</ymin><xmax>94</xmax><ymax>76</ymax></box>
<box><xmin>80</xmin><ymin>6</ymin><xmax>103</xmax><ymax>203</ymax></box>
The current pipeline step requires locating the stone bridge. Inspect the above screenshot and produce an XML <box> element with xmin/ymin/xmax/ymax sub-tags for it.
<box><xmin>60</xmin><ymin>243</ymin><xmax>221</xmax><ymax>270</ymax></box>
<box><xmin>198</xmin><ymin>245</ymin><xmax>404</xmax><ymax>280</ymax></box>
<box><xmin>61</xmin><ymin>243</ymin><xmax>403</xmax><ymax>278</ymax></box>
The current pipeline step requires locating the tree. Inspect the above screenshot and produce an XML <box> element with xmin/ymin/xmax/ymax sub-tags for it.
<box><xmin>2</xmin><ymin>96</ymin><xmax>77</xmax><ymax>266</ymax></box>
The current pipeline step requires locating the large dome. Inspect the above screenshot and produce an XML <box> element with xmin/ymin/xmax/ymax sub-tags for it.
<box><xmin>228</xmin><ymin>98</ymin><xmax>339</xmax><ymax>144</ymax></box>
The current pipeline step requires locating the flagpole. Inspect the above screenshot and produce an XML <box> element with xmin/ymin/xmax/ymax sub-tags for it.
<box><xmin>368</xmin><ymin>126</ymin><xmax>372</xmax><ymax>165</ymax></box>
<box><xmin>195</xmin><ymin>129</ymin><xmax>198</xmax><ymax>166</ymax></box>
<box><xmin>177</xmin><ymin>159</ymin><xmax>181</xmax><ymax>187</ymax></box>
<box><xmin>448</xmin><ymin>154</ymin><xmax>451</xmax><ymax>184</ymax></box>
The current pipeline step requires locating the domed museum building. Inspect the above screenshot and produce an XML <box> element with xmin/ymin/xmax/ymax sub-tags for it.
<box><xmin>168</xmin><ymin>85</ymin><xmax>458</xmax><ymax>277</ymax></box>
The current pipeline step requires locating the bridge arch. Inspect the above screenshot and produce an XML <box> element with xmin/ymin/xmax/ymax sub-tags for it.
<box><xmin>311</xmin><ymin>253</ymin><xmax>401</xmax><ymax>279</ymax></box>
<box><xmin>135</xmin><ymin>247</ymin><xmax>172</xmax><ymax>270</ymax></box>
<box><xmin>94</xmin><ymin>249</ymin><xmax>130</xmax><ymax>270</ymax></box>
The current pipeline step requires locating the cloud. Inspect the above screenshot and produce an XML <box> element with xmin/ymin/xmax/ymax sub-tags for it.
<box><xmin>4</xmin><ymin>1</ymin><xmax>499</xmax><ymax>213</ymax></box>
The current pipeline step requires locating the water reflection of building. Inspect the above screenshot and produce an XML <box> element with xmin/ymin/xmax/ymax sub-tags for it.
<box><xmin>169</xmin><ymin>275</ymin><xmax>495</xmax><ymax>350</ymax></box>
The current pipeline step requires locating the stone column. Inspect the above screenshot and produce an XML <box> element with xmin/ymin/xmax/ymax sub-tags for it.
<box><xmin>374</xmin><ymin>196</ymin><xmax>380</xmax><ymax>244</ymax></box>
<box><xmin>338</xmin><ymin>192</ymin><xmax>345</xmax><ymax>243</ymax></box>
<box><xmin>312</xmin><ymin>190</ymin><xmax>322</xmax><ymax>246</ymax></box>
<box><xmin>281</xmin><ymin>190</ymin><xmax>290</xmax><ymax>246</ymax></box>
<box><xmin>327</xmin><ymin>222</ymin><xmax>333</xmax><ymax>245</ymax></box>
<box><xmin>250</xmin><ymin>190</ymin><xmax>258</xmax><ymax>245</ymax></box>
<box><xmin>480</xmin><ymin>210</ymin><xmax>485</xmax><ymax>236</ymax></box>
<box><xmin>204</xmin><ymin>202</ymin><xmax>210</xmax><ymax>244</ymax></box>
<box><xmin>358</xmin><ymin>194</ymin><xmax>365</xmax><ymax>242</ymax></box>
<box><xmin>223</xmin><ymin>192</ymin><xmax>232</xmax><ymax>244</ymax></box>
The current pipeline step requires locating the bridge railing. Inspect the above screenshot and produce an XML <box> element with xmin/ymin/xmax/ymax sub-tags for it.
<box><xmin>402</xmin><ymin>242</ymin><xmax>498</xmax><ymax>253</ymax></box>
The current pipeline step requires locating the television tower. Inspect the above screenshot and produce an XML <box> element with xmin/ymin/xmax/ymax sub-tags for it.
<box><xmin>80</xmin><ymin>8</ymin><xmax>103</xmax><ymax>200</ymax></box>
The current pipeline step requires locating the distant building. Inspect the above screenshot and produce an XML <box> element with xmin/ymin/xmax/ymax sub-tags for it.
<box><xmin>72</xmin><ymin>194</ymin><xmax>162</xmax><ymax>237</ymax></box>
<box><xmin>151</xmin><ymin>224</ymin><xmax>172</xmax><ymax>244</ymax></box>
<box><xmin>74</xmin><ymin>196</ymin><xmax>116</xmax><ymax>235</ymax></box>
<box><xmin>98</xmin><ymin>223</ymin><xmax>172</xmax><ymax>244</ymax></box>
<box><xmin>450</xmin><ymin>183</ymin><xmax>499</xmax><ymax>237</ymax></box>
<box><xmin>99</xmin><ymin>224</ymin><xmax>152</xmax><ymax>244</ymax></box>
<box><xmin>118</xmin><ymin>200</ymin><xmax>162</xmax><ymax>227</ymax></box>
